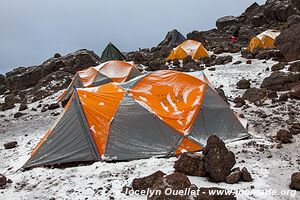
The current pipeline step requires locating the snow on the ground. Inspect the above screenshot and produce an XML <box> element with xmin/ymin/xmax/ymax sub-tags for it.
<box><xmin>0</xmin><ymin>53</ymin><xmax>299</xmax><ymax>200</ymax></box>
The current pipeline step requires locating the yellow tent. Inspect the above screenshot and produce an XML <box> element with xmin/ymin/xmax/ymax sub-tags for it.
<box><xmin>167</xmin><ymin>40</ymin><xmax>209</xmax><ymax>61</ymax></box>
<box><xmin>247</xmin><ymin>30</ymin><xmax>281</xmax><ymax>52</ymax></box>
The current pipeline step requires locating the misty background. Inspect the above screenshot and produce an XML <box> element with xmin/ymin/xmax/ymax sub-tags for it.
<box><xmin>0</xmin><ymin>0</ymin><xmax>265</xmax><ymax>74</ymax></box>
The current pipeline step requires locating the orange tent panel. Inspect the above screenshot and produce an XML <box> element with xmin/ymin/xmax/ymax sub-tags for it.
<box><xmin>167</xmin><ymin>40</ymin><xmax>209</xmax><ymax>61</ymax></box>
<box><xmin>129</xmin><ymin>70</ymin><xmax>206</xmax><ymax>135</ymax></box>
<box><xmin>175</xmin><ymin>138</ymin><xmax>203</xmax><ymax>155</ymax></box>
<box><xmin>77</xmin><ymin>84</ymin><xmax>125</xmax><ymax>156</ymax></box>
<box><xmin>78</xmin><ymin>67</ymin><xmax>99</xmax><ymax>87</ymax></box>
<box><xmin>99</xmin><ymin>61</ymin><xmax>137</xmax><ymax>83</ymax></box>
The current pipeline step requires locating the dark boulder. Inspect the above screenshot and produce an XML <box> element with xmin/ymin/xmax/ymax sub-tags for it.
<box><xmin>276</xmin><ymin>129</ymin><xmax>293</xmax><ymax>143</ymax></box>
<box><xmin>54</xmin><ymin>53</ymin><xmax>61</xmax><ymax>58</ymax></box>
<box><xmin>290</xmin><ymin>172</ymin><xmax>300</xmax><ymax>190</ymax></box>
<box><xmin>0</xmin><ymin>74</ymin><xmax>6</xmax><ymax>85</ymax></box>
<box><xmin>18</xmin><ymin>103</ymin><xmax>28</xmax><ymax>111</ymax></box>
<box><xmin>226</xmin><ymin>168</ymin><xmax>242</xmax><ymax>184</ymax></box>
<box><xmin>263</xmin><ymin>0</ymin><xmax>295</xmax><ymax>23</ymax></box>
<box><xmin>29</xmin><ymin>71</ymin><xmax>72</xmax><ymax>102</ymax></box>
<box><xmin>289</xmin><ymin>84</ymin><xmax>300</xmax><ymax>99</ymax></box>
<box><xmin>233</xmin><ymin>61</ymin><xmax>242</xmax><ymax>65</ymax></box>
<box><xmin>148</xmin><ymin>172</ymin><xmax>191</xmax><ymax>200</ymax></box>
<box><xmin>292</xmin><ymin>0</ymin><xmax>300</xmax><ymax>11</ymax></box>
<box><xmin>14</xmin><ymin>112</ymin><xmax>26</xmax><ymax>118</ymax></box>
<box><xmin>276</xmin><ymin>24</ymin><xmax>300</xmax><ymax>61</ymax></box>
<box><xmin>288</xmin><ymin>61</ymin><xmax>300</xmax><ymax>72</ymax></box>
<box><xmin>237</xmin><ymin>79</ymin><xmax>251</xmax><ymax>89</ymax></box>
<box><xmin>174</xmin><ymin>153</ymin><xmax>206</xmax><ymax>177</ymax></box>
<box><xmin>289</xmin><ymin>123</ymin><xmax>300</xmax><ymax>135</ymax></box>
<box><xmin>203</xmin><ymin>135</ymin><xmax>236</xmax><ymax>182</ymax></box>
<box><xmin>132</xmin><ymin>171</ymin><xmax>166</xmax><ymax>191</ymax></box>
<box><xmin>241</xmin><ymin>167</ymin><xmax>253</xmax><ymax>182</ymax></box>
<box><xmin>279</xmin><ymin>93</ymin><xmax>289</xmax><ymax>101</ymax></box>
<box><xmin>2</xmin><ymin>94</ymin><xmax>16</xmax><ymax>111</ymax></box>
<box><xmin>216</xmin><ymin>16</ymin><xmax>240</xmax><ymax>30</ymax></box>
<box><xmin>4</xmin><ymin>141</ymin><xmax>18</xmax><ymax>149</ymax></box>
<box><xmin>186</xmin><ymin>31</ymin><xmax>206</xmax><ymax>43</ymax></box>
<box><xmin>48</xmin><ymin>103</ymin><xmax>60</xmax><ymax>110</ymax></box>
<box><xmin>242</xmin><ymin>88</ymin><xmax>267</xmax><ymax>103</ymax></box>
<box><xmin>0</xmin><ymin>174</ymin><xmax>7</xmax><ymax>188</ymax></box>
<box><xmin>271</xmin><ymin>63</ymin><xmax>285</xmax><ymax>71</ymax></box>
<box><xmin>6</xmin><ymin>66</ymin><xmax>42</xmax><ymax>93</ymax></box>
<box><xmin>0</xmin><ymin>85</ymin><xmax>6</xmax><ymax>95</ymax></box>
<box><xmin>261</xmin><ymin>72</ymin><xmax>300</xmax><ymax>91</ymax></box>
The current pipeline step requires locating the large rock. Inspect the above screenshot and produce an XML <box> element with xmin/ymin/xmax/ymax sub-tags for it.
<box><xmin>237</xmin><ymin>79</ymin><xmax>251</xmax><ymax>89</ymax></box>
<box><xmin>276</xmin><ymin>24</ymin><xmax>300</xmax><ymax>61</ymax></box>
<box><xmin>2</xmin><ymin>94</ymin><xmax>16</xmax><ymax>111</ymax></box>
<box><xmin>289</xmin><ymin>61</ymin><xmax>300</xmax><ymax>72</ymax></box>
<box><xmin>0</xmin><ymin>74</ymin><xmax>5</xmax><ymax>85</ymax></box>
<box><xmin>174</xmin><ymin>153</ymin><xmax>206</xmax><ymax>177</ymax></box>
<box><xmin>290</xmin><ymin>84</ymin><xmax>300</xmax><ymax>99</ymax></box>
<box><xmin>263</xmin><ymin>0</ymin><xmax>295</xmax><ymax>23</ymax></box>
<box><xmin>289</xmin><ymin>123</ymin><xmax>300</xmax><ymax>135</ymax></box>
<box><xmin>0</xmin><ymin>85</ymin><xmax>6</xmax><ymax>95</ymax></box>
<box><xmin>216</xmin><ymin>16</ymin><xmax>240</xmax><ymax>30</ymax></box>
<box><xmin>276</xmin><ymin>129</ymin><xmax>293</xmax><ymax>143</ymax></box>
<box><xmin>226</xmin><ymin>168</ymin><xmax>242</xmax><ymax>184</ymax></box>
<box><xmin>241</xmin><ymin>167</ymin><xmax>253</xmax><ymax>182</ymax></box>
<box><xmin>290</xmin><ymin>172</ymin><xmax>300</xmax><ymax>190</ymax></box>
<box><xmin>6</xmin><ymin>66</ymin><xmax>42</xmax><ymax>93</ymax></box>
<box><xmin>292</xmin><ymin>0</ymin><xmax>300</xmax><ymax>11</ymax></box>
<box><xmin>242</xmin><ymin>88</ymin><xmax>267</xmax><ymax>103</ymax></box>
<box><xmin>148</xmin><ymin>172</ymin><xmax>191</xmax><ymax>200</ymax></box>
<box><xmin>29</xmin><ymin>71</ymin><xmax>72</xmax><ymax>102</ymax></box>
<box><xmin>18</xmin><ymin>103</ymin><xmax>28</xmax><ymax>111</ymax></box>
<box><xmin>132</xmin><ymin>171</ymin><xmax>166</xmax><ymax>191</ymax></box>
<box><xmin>261</xmin><ymin>72</ymin><xmax>300</xmax><ymax>91</ymax></box>
<box><xmin>186</xmin><ymin>31</ymin><xmax>206</xmax><ymax>43</ymax></box>
<box><xmin>0</xmin><ymin>174</ymin><xmax>7</xmax><ymax>188</ymax></box>
<box><xmin>203</xmin><ymin>136</ymin><xmax>236</xmax><ymax>182</ymax></box>
<box><xmin>4</xmin><ymin>141</ymin><xmax>18</xmax><ymax>149</ymax></box>
<box><xmin>5</xmin><ymin>49</ymin><xmax>101</xmax><ymax>95</ymax></box>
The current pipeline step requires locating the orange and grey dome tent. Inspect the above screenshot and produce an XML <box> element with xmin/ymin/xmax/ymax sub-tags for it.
<box><xmin>166</xmin><ymin>40</ymin><xmax>209</xmax><ymax>61</ymax></box>
<box><xmin>58</xmin><ymin>60</ymin><xmax>141</xmax><ymax>102</ymax></box>
<box><xmin>247</xmin><ymin>29</ymin><xmax>281</xmax><ymax>52</ymax></box>
<box><xmin>23</xmin><ymin>70</ymin><xmax>248</xmax><ymax>169</ymax></box>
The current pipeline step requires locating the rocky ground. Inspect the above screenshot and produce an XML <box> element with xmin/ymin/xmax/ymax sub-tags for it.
<box><xmin>1</xmin><ymin>0</ymin><xmax>300</xmax><ymax>199</ymax></box>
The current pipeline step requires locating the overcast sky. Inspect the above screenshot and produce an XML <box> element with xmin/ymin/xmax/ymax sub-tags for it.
<box><xmin>0</xmin><ymin>0</ymin><xmax>265</xmax><ymax>74</ymax></box>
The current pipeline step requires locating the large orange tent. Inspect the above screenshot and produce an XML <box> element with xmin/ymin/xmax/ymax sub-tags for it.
<box><xmin>167</xmin><ymin>40</ymin><xmax>209</xmax><ymax>61</ymax></box>
<box><xmin>247</xmin><ymin>29</ymin><xmax>281</xmax><ymax>52</ymax></box>
<box><xmin>58</xmin><ymin>60</ymin><xmax>141</xmax><ymax>102</ymax></box>
<box><xmin>24</xmin><ymin>70</ymin><xmax>248</xmax><ymax>169</ymax></box>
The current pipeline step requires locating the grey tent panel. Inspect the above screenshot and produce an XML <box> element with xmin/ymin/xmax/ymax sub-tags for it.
<box><xmin>105</xmin><ymin>94</ymin><xmax>182</xmax><ymax>160</ymax></box>
<box><xmin>126</xmin><ymin>67</ymin><xmax>141</xmax><ymax>82</ymax></box>
<box><xmin>60</xmin><ymin>74</ymin><xmax>83</xmax><ymax>102</ymax></box>
<box><xmin>188</xmin><ymin>86</ymin><xmax>249</xmax><ymax>146</ymax></box>
<box><xmin>23</xmin><ymin>93</ymin><xmax>100</xmax><ymax>168</ymax></box>
<box><xmin>118</xmin><ymin>74</ymin><xmax>147</xmax><ymax>90</ymax></box>
<box><xmin>91</xmin><ymin>72</ymin><xmax>112</xmax><ymax>87</ymax></box>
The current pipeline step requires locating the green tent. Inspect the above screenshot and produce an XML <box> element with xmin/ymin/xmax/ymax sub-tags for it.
<box><xmin>101</xmin><ymin>42</ymin><xmax>126</xmax><ymax>62</ymax></box>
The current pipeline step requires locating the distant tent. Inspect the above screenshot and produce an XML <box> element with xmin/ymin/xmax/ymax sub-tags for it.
<box><xmin>167</xmin><ymin>31</ymin><xmax>186</xmax><ymax>47</ymax></box>
<box><xmin>247</xmin><ymin>30</ymin><xmax>281</xmax><ymax>52</ymax></box>
<box><xmin>24</xmin><ymin>70</ymin><xmax>248</xmax><ymax>169</ymax></box>
<box><xmin>167</xmin><ymin>40</ymin><xmax>209</xmax><ymax>61</ymax></box>
<box><xmin>58</xmin><ymin>60</ymin><xmax>140</xmax><ymax>102</ymax></box>
<box><xmin>101</xmin><ymin>42</ymin><xmax>126</xmax><ymax>62</ymax></box>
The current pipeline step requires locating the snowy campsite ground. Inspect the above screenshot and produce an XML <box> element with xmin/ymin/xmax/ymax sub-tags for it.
<box><xmin>0</xmin><ymin>52</ymin><xmax>299</xmax><ymax>200</ymax></box>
